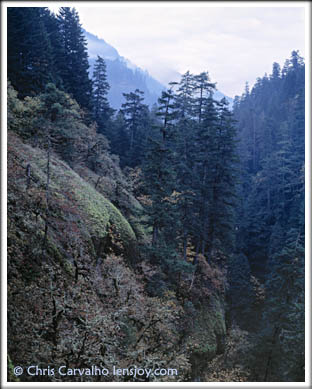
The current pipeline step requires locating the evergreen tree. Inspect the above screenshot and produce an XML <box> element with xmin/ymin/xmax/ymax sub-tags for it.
<box><xmin>254</xmin><ymin>227</ymin><xmax>304</xmax><ymax>381</ymax></box>
<box><xmin>175</xmin><ymin>71</ymin><xmax>195</xmax><ymax>119</ymax></box>
<box><xmin>92</xmin><ymin>55</ymin><xmax>113</xmax><ymax>133</ymax></box>
<box><xmin>109</xmin><ymin>111</ymin><xmax>129</xmax><ymax>165</ymax></box>
<box><xmin>7</xmin><ymin>7</ymin><xmax>55</xmax><ymax>97</ymax></box>
<box><xmin>57</xmin><ymin>7</ymin><xmax>93</xmax><ymax>111</ymax></box>
<box><xmin>142</xmin><ymin>86</ymin><xmax>178</xmax><ymax>246</ymax></box>
<box><xmin>142</xmin><ymin>85</ymin><xmax>192</xmax><ymax>284</ymax></box>
<box><xmin>194</xmin><ymin>97</ymin><xmax>238</xmax><ymax>258</ymax></box>
<box><xmin>233</xmin><ymin>52</ymin><xmax>305</xmax><ymax>381</ymax></box>
<box><xmin>207</xmin><ymin>98</ymin><xmax>238</xmax><ymax>254</ymax></box>
<box><xmin>233</xmin><ymin>51</ymin><xmax>305</xmax><ymax>279</ymax></box>
<box><xmin>193</xmin><ymin>71</ymin><xmax>216</xmax><ymax>124</ymax></box>
<box><xmin>192</xmin><ymin>95</ymin><xmax>219</xmax><ymax>256</ymax></box>
<box><xmin>120</xmin><ymin>89</ymin><xmax>149</xmax><ymax>167</ymax></box>
<box><xmin>270</xmin><ymin>62</ymin><xmax>281</xmax><ymax>81</ymax></box>
<box><xmin>40</xmin><ymin>8</ymin><xmax>65</xmax><ymax>90</ymax></box>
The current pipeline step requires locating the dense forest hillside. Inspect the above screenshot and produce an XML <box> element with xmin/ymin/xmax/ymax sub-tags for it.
<box><xmin>7</xmin><ymin>6</ymin><xmax>305</xmax><ymax>383</ymax></box>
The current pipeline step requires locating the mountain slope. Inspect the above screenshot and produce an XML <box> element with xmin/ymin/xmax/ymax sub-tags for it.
<box><xmin>84</xmin><ymin>30</ymin><xmax>164</xmax><ymax>108</ymax></box>
<box><xmin>7</xmin><ymin>130</ymin><xmax>227</xmax><ymax>383</ymax></box>
<box><xmin>84</xmin><ymin>30</ymin><xmax>233</xmax><ymax>109</ymax></box>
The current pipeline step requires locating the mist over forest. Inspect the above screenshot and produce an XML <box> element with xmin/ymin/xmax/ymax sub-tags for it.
<box><xmin>7</xmin><ymin>6</ymin><xmax>305</xmax><ymax>383</ymax></box>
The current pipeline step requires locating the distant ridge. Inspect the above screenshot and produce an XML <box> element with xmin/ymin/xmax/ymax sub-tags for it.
<box><xmin>83</xmin><ymin>29</ymin><xmax>164</xmax><ymax>109</ymax></box>
<box><xmin>83</xmin><ymin>29</ymin><xmax>233</xmax><ymax>109</ymax></box>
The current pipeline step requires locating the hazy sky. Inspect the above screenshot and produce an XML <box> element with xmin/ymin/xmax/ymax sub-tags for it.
<box><xmin>49</xmin><ymin>3</ymin><xmax>306</xmax><ymax>98</ymax></box>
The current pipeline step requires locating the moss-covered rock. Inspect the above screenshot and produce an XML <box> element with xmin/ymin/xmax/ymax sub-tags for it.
<box><xmin>188</xmin><ymin>295</ymin><xmax>226</xmax><ymax>380</ymax></box>
<box><xmin>9</xmin><ymin>132</ymin><xmax>137</xmax><ymax>262</ymax></box>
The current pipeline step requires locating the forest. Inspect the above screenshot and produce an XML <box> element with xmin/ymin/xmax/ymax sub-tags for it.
<box><xmin>7</xmin><ymin>7</ymin><xmax>305</xmax><ymax>383</ymax></box>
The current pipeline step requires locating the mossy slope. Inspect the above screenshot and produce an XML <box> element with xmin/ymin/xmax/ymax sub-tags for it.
<box><xmin>8</xmin><ymin>132</ymin><xmax>136</xmax><ymax>258</ymax></box>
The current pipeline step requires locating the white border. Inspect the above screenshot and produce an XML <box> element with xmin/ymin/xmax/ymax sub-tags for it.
<box><xmin>0</xmin><ymin>1</ymin><xmax>310</xmax><ymax>7</ymax></box>
<box><xmin>1</xmin><ymin>0</ymin><xmax>8</xmax><ymax>387</ymax></box>
<box><xmin>304</xmin><ymin>1</ymin><xmax>311</xmax><ymax>387</ymax></box>
<box><xmin>1</xmin><ymin>1</ymin><xmax>311</xmax><ymax>388</ymax></box>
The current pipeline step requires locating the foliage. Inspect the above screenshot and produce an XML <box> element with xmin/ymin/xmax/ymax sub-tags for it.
<box><xmin>7</xmin><ymin>8</ymin><xmax>305</xmax><ymax>381</ymax></box>
<box><xmin>56</xmin><ymin>7</ymin><xmax>93</xmax><ymax>111</ymax></box>
<box><xmin>92</xmin><ymin>55</ymin><xmax>114</xmax><ymax>133</ymax></box>
<box><xmin>118</xmin><ymin>89</ymin><xmax>151</xmax><ymax>167</ymax></box>
<box><xmin>7</xmin><ymin>7</ymin><xmax>56</xmax><ymax>97</ymax></box>
<box><xmin>232</xmin><ymin>51</ymin><xmax>305</xmax><ymax>381</ymax></box>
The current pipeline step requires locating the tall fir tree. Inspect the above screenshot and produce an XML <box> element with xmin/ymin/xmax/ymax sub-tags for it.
<box><xmin>174</xmin><ymin>72</ymin><xmax>197</xmax><ymax>260</ymax></box>
<box><xmin>7</xmin><ymin>7</ymin><xmax>55</xmax><ymax>97</ymax></box>
<box><xmin>141</xmin><ymin>85</ymin><xmax>193</xmax><ymax>285</ymax></box>
<box><xmin>57</xmin><ymin>7</ymin><xmax>93</xmax><ymax>111</ymax></box>
<box><xmin>92</xmin><ymin>55</ymin><xmax>113</xmax><ymax>133</ymax></box>
<box><xmin>120</xmin><ymin>89</ymin><xmax>149</xmax><ymax>167</ymax></box>
<box><xmin>193</xmin><ymin>97</ymin><xmax>238</xmax><ymax>258</ymax></box>
<box><xmin>142</xmin><ymin>86</ymin><xmax>179</xmax><ymax>248</ymax></box>
<box><xmin>193</xmin><ymin>71</ymin><xmax>216</xmax><ymax>124</ymax></box>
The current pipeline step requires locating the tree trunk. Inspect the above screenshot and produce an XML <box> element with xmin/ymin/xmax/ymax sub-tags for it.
<box><xmin>252</xmin><ymin>108</ymin><xmax>256</xmax><ymax>171</ymax></box>
<box><xmin>198</xmin><ymin>86</ymin><xmax>203</xmax><ymax>124</ymax></box>
<box><xmin>130</xmin><ymin>126</ymin><xmax>134</xmax><ymax>151</ymax></box>
<box><xmin>43</xmin><ymin>135</ymin><xmax>51</xmax><ymax>251</ymax></box>
<box><xmin>183</xmin><ymin>231</ymin><xmax>188</xmax><ymax>261</ymax></box>
<box><xmin>152</xmin><ymin>225</ymin><xmax>158</xmax><ymax>246</ymax></box>
<box><xmin>264</xmin><ymin>325</ymin><xmax>280</xmax><ymax>381</ymax></box>
<box><xmin>26</xmin><ymin>164</ymin><xmax>31</xmax><ymax>190</ymax></box>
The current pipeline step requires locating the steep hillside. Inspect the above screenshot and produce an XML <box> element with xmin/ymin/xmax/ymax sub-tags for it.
<box><xmin>7</xmin><ymin>131</ymin><xmax>228</xmax><ymax>382</ymax></box>
<box><xmin>6</xmin><ymin>6</ymin><xmax>304</xmax><ymax>383</ymax></box>
<box><xmin>7</xmin><ymin>79</ymin><xmax>230</xmax><ymax>383</ymax></box>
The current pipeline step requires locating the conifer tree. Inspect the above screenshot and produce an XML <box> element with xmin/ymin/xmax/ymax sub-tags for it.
<box><xmin>120</xmin><ymin>89</ymin><xmax>149</xmax><ymax>167</ymax></box>
<box><xmin>193</xmin><ymin>97</ymin><xmax>238</xmax><ymax>258</ymax></box>
<box><xmin>7</xmin><ymin>7</ymin><xmax>55</xmax><ymax>96</ymax></box>
<box><xmin>255</xmin><ymin>227</ymin><xmax>304</xmax><ymax>381</ymax></box>
<box><xmin>207</xmin><ymin>98</ymin><xmax>238</xmax><ymax>253</ymax></box>
<box><xmin>175</xmin><ymin>71</ymin><xmax>195</xmax><ymax>119</ymax></box>
<box><xmin>192</xmin><ymin>95</ymin><xmax>219</xmax><ymax>257</ymax></box>
<box><xmin>40</xmin><ymin>8</ymin><xmax>65</xmax><ymax>90</ymax></box>
<box><xmin>233</xmin><ymin>51</ymin><xmax>305</xmax><ymax>279</ymax></box>
<box><xmin>233</xmin><ymin>52</ymin><xmax>305</xmax><ymax>381</ymax></box>
<box><xmin>142</xmin><ymin>86</ymin><xmax>178</xmax><ymax>246</ymax></box>
<box><xmin>142</xmin><ymin>85</ymin><xmax>192</xmax><ymax>282</ymax></box>
<box><xmin>57</xmin><ymin>7</ymin><xmax>93</xmax><ymax>111</ymax></box>
<box><xmin>109</xmin><ymin>111</ymin><xmax>129</xmax><ymax>165</ymax></box>
<box><xmin>193</xmin><ymin>71</ymin><xmax>216</xmax><ymax>124</ymax></box>
<box><xmin>92</xmin><ymin>55</ymin><xmax>113</xmax><ymax>133</ymax></box>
